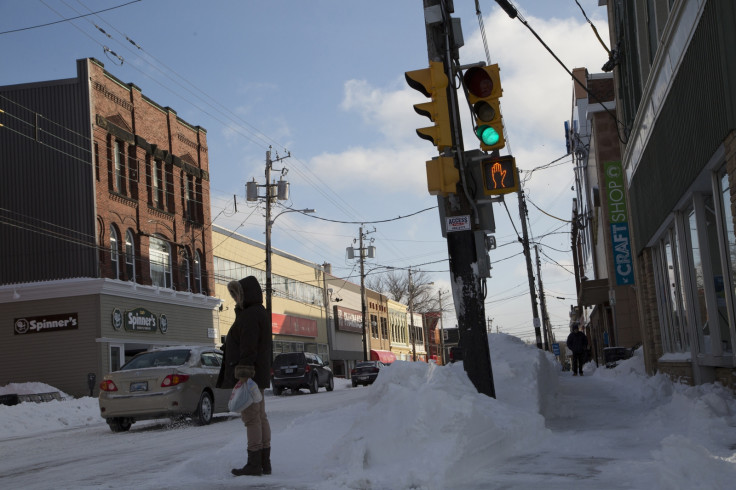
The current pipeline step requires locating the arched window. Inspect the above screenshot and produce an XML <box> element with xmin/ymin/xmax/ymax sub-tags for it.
<box><xmin>125</xmin><ymin>229</ymin><xmax>136</xmax><ymax>282</ymax></box>
<box><xmin>110</xmin><ymin>225</ymin><xmax>120</xmax><ymax>279</ymax></box>
<box><xmin>194</xmin><ymin>250</ymin><xmax>202</xmax><ymax>294</ymax></box>
<box><xmin>150</xmin><ymin>235</ymin><xmax>172</xmax><ymax>289</ymax></box>
<box><xmin>182</xmin><ymin>249</ymin><xmax>191</xmax><ymax>292</ymax></box>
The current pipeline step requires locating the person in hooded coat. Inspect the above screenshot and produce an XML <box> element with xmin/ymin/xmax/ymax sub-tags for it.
<box><xmin>566</xmin><ymin>323</ymin><xmax>588</xmax><ymax>376</ymax></box>
<box><xmin>216</xmin><ymin>276</ymin><xmax>272</xmax><ymax>477</ymax></box>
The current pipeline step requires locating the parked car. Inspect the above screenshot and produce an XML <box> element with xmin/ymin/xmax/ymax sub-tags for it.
<box><xmin>98</xmin><ymin>345</ymin><xmax>231</xmax><ymax>432</ymax></box>
<box><xmin>449</xmin><ymin>346</ymin><xmax>463</xmax><ymax>363</ymax></box>
<box><xmin>271</xmin><ymin>352</ymin><xmax>334</xmax><ymax>395</ymax></box>
<box><xmin>603</xmin><ymin>347</ymin><xmax>633</xmax><ymax>368</ymax></box>
<box><xmin>351</xmin><ymin>361</ymin><xmax>385</xmax><ymax>387</ymax></box>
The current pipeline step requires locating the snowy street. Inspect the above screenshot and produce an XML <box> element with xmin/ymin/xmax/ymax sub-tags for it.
<box><xmin>2</xmin><ymin>334</ymin><xmax>736</xmax><ymax>489</ymax></box>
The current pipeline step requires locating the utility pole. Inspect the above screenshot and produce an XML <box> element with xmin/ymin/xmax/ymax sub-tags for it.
<box><xmin>347</xmin><ymin>227</ymin><xmax>375</xmax><ymax>361</ymax></box>
<box><xmin>438</xmin><ymin>289</ymin><xmax>445</xmax><ymax>365</ymax></box>
<box><xmin>535</xmin><ymin>245</ymin><xmax>550</xmax><ymax>351</ymax></box>
<box><xmin>246</xmin><ymin>147</ymin><xmax>292</xmax><ymax>360</ymax></box>
<box><xmin>518</xmin><ymin>177</ymin><xmax>543</xmax><ymax>349</ymax></box>
<box><xmin>418</xmin><ymin>0</ymin><xmax>495</xmax><ymax>397</ymax></box>
<box><xmin>409</xmin><ymin>267</ymin><xmax>417</xmax><ymax>362</ymax></box>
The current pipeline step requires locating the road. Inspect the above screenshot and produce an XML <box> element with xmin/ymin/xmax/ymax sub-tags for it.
<box><xmin>0</xmin><ymin>385</ymin><xmax>366</xmax><ymax>489</ymax></box>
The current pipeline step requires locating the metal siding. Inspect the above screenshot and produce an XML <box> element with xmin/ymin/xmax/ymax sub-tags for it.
<box><xmin>630</xmin><ymin>2</ymin><xmax>730</xmax><ymax>252</ymax></box>
<box><xmin>0</xmin><ymin>295</ymin><xmax>101</xmax><ymax>398</ymax></box>
<box><xmin>99</xmin><ymin>294</ymin><xmax>215</xmax><ymax>345</ymax></box>
<box><xmin>0</xmin><ymin>66</ymin><xmax>96</xmax><ymax>284</ymax></box>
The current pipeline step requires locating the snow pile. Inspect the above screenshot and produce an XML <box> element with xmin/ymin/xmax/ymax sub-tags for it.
<box><xmin>280</xmin><ymin>333</ymin><xmax>556</xmax><ymax>489</ymax></box>
<box><xmin>0</xmin><ymin>382</ymin><xmax>100</xmax><ymax>438</ymax></box>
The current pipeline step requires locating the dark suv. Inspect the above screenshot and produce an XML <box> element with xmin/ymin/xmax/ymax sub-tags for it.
<box><xmin>351</xmin><ymin>361</ymin><xmax>385</xmax><ymax>387</ymax></box>
<box><xmin>271</xmin><ymin>352</ymin><xmax>334</xmax><ymax>395</ymax></box>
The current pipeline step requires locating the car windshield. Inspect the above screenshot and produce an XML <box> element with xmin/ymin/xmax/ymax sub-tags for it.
<box><xmin>274</xmin><ymin>353</ymin><xmax>303</xmax><ymax>367</ymax></box>
<box><xmin>120</xmin><ymin>349</ymin><xmax>191</xmax><ymax>370</ymax></box>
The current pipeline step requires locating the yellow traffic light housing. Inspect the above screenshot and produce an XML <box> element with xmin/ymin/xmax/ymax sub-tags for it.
<box><xmin>463</xmin><ymin>64</ymin><xmax>505</xmax><ymax>152</ymax></box>
<box><xmin>426</xmin><ymin>156</ymin><xmax>459</xmax><ymax>196</ymax></box>
<box><xmin>481</xmin><ymin>155</ymin><xmax>518</xmax><ymax>195</ymax></box>
<box><xmin>405</xmin><ymin>61</ymin><xmax>452</xmax><ymax>151</ymax></box>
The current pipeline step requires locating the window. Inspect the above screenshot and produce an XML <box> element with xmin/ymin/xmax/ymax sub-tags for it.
<box><xmin>152</xmin><ymin>159</ymin><xmax>164</xmax><ymax>209</ymax></box>
<box><xmin>150</xmin><ymin>235</ymin><xmax>172</xmax><ymax>289</ymax></box>
<box><xmin>684</xmin><ymin>204</ymin><xmax>710</xmax><ymax>354</ymax></box>
<box><xmin>381</xmin><ymin>317</ymin><xmax>388</xmax><ymax>340</ymax></box>
<box><xmin>185</xmin><ymin>174</ymin><xmax>196</xmax><ymax>221</ymax></box>
<box><xmin>94</xmin><ymin>142</ymin><xmax>100</xmax><ymax>181</ymax></box>
<box><xmin>125</xmin><ymin>230</ymin><xmax>136</xmax><ymax>282</ymax></box>
<box><xmin>194</xmin><ymin>250</ymin><xmax>202</xmax><ymax>294</ymax></box>
<box><xmin>719</xmin><ymin>171</ymin><xmax>736</xmax><ymax>305</ymax></box>
<box><xmin>110</xmin><ymin>225</ymin><xmax>120</xmax><ymax>279</ymax></box>
<box><xmin>114</xmin><ymin>141</ymin><xmax>126</xmax><ymax>194</ymax></box>
<box><xmin>370</xmin><ymin>314</ymin><xmax>378</xmax><ymax>338</ymax></box>
<box><xmin>182</xmin><ymin>249</ymin><xmax>191</xmax><ymax>292</ymax></box>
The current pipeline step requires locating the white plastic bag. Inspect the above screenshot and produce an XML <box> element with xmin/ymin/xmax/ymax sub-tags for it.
<box><xmin>228</xmin><ymin>378</ymin><xmax>262</xmax><ymax>412</ymax></box>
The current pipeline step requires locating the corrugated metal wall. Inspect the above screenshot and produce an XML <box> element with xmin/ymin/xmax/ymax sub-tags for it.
<box><xmin>0</xmin><ymin>60</ymin><xmax>97</xmax><ymax>283</ymax></box>
<box><xmin>629</xmin><ymin>1</ymin><xmax>731</xmax><ymax>252</ymax></box>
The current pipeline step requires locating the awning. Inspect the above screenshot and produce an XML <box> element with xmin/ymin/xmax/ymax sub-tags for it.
<box><xmin>370</xmin><ymin>349</ymin><xmax>396</xmax><ymax>364</ymax></box>
<box><xmin>578</xmin><ymin>278</ymin><xmax>610</xmax><ymax>306</ymax></box>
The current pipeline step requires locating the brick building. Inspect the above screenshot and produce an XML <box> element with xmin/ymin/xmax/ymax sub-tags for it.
<box><xmin>0</xmin><ymin>58</ymin><xmax>219</xmax><ymax>397</ymax></box>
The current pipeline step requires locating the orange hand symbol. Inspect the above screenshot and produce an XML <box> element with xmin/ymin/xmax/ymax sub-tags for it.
<box><xmin>491</xmin><ymin>162</ymin><xmax>506</xmax><ymax>189</ymax></box>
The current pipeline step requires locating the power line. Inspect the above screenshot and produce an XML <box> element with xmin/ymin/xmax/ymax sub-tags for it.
<box><xmin>0</xmin><ymin>0</ymin><xmax>142</xmax><ymax>35</ymax></box>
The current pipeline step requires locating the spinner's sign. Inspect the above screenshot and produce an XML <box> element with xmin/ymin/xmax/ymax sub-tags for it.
<box><xmin>124</xmin><ymin>307</ymin><xmax>158</xmax><ymax>333</ymax></box>
<box><xmin>14</xmin><ymin>313</ymin><xmax>79</xmax><ymax>335</ymax></box>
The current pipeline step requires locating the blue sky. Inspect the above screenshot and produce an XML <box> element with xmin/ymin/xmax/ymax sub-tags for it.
<box><xmin>1</xmin><ymin>0</ymin><xmax>610</xmax><ymax>343</ymax></box>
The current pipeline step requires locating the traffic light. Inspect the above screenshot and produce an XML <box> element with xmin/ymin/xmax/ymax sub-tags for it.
<box><xmin>426</xmin><ymin>156</ymin><xmax>459</xmax><ymax>196</ymax></box>
<box><xmin>463</xmin><ymin>64</ymin><xmax>505</xmax><ymax>152</ymax></box>
<box><xmin>405</xmin><ymin>61</ymin><xmax>452</xmax><ymax>151</ymax></box>
<box><xmin>481</xmin><ymin>154</ymin><xmax>518</xmax><ymax>195</ymax></box>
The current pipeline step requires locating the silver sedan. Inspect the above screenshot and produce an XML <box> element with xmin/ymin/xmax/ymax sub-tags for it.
<box><xmin>98</xmin><ymin>345</ymin><xmax>231</xmax><ymax>432</ymax></box>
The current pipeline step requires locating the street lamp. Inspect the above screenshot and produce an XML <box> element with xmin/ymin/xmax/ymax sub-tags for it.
<box><xmin>266</xmin><ymin>207</ymin><xmax>315</xmax><ymax>326</ymax></box>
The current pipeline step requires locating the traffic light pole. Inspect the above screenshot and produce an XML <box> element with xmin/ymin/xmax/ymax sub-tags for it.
<box><xmin>422</xmin><ymin>0</ymin><xmax>495</xmax><ymax>397</ymax></box>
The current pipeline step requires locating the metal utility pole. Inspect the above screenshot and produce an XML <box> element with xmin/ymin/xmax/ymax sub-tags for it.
<box><xmin>420</xmin><ymin>0</ymin><xmax>495</xmax><ymax>397</ymax></box>
<box><xmin>535</xmin><ymin>245</ymin><xmax>550</xmax><ymax>351</ymax></box>
<box><xmin>409</xmin><ymin>267</ymin><xmax>417</xmax><ymax>362</ymax></box>
<box><xmin>359</xmin><ymin>227</ymin><xmax>367</xmax><ymax>361</ymax></box>
<box><xmin>438</xmin><ymin>289</ymin><xmax>445</xmax><ymax>365</ymax></box>
<box><xmin>347</xmin><ymin>227</ymin><xmax>375</xmax><ymax>361</ymax></box>
<box><xmin>518</xmin><ymin>179</ymin><xmax>543</xmax><ymax>349</ymax></box>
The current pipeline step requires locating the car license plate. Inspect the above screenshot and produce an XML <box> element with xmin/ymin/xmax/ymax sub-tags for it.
<box><xmin>284</xmin><ymin>368</ymin><xmax>294</xmax><ymax>374</ymax></box>
<box><xmin>130</xmin><ymin>381</ymin><xmax>148</xmax><ymax>392</ymax></box>
<box><xmin>358</xmin><ymin>376</ymin><xmax>368</xmax><ymax>380</ymax></box>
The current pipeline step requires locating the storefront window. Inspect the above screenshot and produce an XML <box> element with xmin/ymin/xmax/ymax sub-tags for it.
<box><xmin>722</xmin><ymin>172</ymin><xmax>736</xmax><ymax>286</ymax></box>
<box><xmin>686</xmin><ymin>205</ymin><xmax>710</xmax><ymax>354</ymax></box>
<box><xmin>655</xmin><ymin>229</ymin><xmax>690</xmax><ymax>353</ymax></box>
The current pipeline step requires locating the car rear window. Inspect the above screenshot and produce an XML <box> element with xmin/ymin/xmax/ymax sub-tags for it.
<box><xmin>273</xmin><ymin>353</ymin><xmax>304</xmax><ymax>367</ymax></box>
<box><xmin>121</xmin><ymin>349</ymin><xmax>191</xmax><ymax>370</ymax></box>
<box><xmin>356</xmin><ymin>361</ymin><xmax>376</xmax><ymax>368</ymax></box>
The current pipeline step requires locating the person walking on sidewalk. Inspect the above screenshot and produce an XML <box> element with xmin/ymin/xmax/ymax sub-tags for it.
<box><xmin>566</xmin><ymin>323</ymin><xmax>588</xmax><ymax>376</ymax></box>
<box><xmin>217</xmin><ymin>275</ymin><xmax>272</xmax><ymax>477</ymax></box>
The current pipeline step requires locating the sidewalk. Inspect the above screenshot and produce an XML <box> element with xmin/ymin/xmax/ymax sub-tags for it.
<box><xmin>484</xmin><ymin>367</ymin><xmax>736</xmax><ymax>490</ymax></box>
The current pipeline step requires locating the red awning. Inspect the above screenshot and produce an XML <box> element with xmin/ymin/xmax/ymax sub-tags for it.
<box><xmin>370</xmin><ymin>350</ymin><xmax>396</xmax><ymax>364</ymax></box>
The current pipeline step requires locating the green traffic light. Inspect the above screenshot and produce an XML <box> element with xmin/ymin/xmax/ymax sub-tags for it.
<box><xmin>477</xmin><ymin>125</ymin><xmax>500</xmax><ymax>146</ymax></box>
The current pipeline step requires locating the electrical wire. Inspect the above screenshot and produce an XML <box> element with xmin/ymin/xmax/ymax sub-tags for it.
<box><xmin>573</xmin><ymin>0</ymin><xmax>610</xmax><ymax>54</ymax></box>
<box><xmin>0</xmin><ymin>0</ymin><xmax>142</xmax><ymax>35</ymax></box>
<box><xmin>495</xmin><ymin>1</ymin><xmax>628</xmax><ymax>144</ymax></box>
